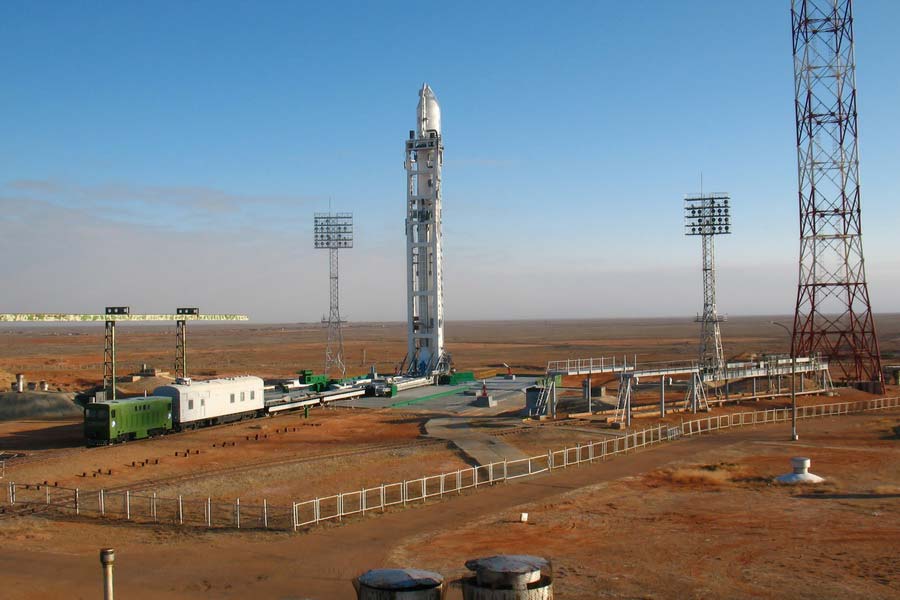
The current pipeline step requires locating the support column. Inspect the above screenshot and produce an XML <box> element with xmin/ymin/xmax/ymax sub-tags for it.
<box><xmin>103</xmin><ymin>321</ymin><xmax>116</xmax><ymax>401</ymax></box>
<box><xmin>551</xmin><ymin>382</ymin><xmax>557</xmax><ymax>419</ymax></box>
<box><xmin>659</xmin><ymin>376</ymin><xmax>666</xmax><ymax>418</ymax></box>
<box><xmin>175</xmin><ymin>319</ymin><xmax>186</xmax><ymax>379</ymax></box>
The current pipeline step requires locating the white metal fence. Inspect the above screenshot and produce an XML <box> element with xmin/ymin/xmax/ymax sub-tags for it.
<box><xmin>4</xmin><ymin>396</ymin><xmax>898</xmax><ymax>531</ymax></box>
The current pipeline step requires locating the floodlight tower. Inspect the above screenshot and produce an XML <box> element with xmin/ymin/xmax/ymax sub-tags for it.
<box><xmin>791</xmin><ymin>0</ymin><xmax>882</xmax><ymax>389</ymax></box>
<box><xmin>404</xmin><ymin>83</ymin><xmax>449</xmax><ymax>375</ymax></box>
<box><xmin>684</xmin><ymin>193</ymin><xmax>732</xmax><ymax>378</ymax></box>
<box><xmin>314</xmin><ymin>212</ymin><xmax>353</xmax><ymax>378</ymax></box>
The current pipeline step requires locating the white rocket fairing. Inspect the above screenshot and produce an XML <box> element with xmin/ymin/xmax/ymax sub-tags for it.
<box><xmin>405</xmin><ymin>83</ymin><xmax>447</xmax><ymax>375</ymax></box>
<box><xmin>417</xmin><ymin>84</ymin><xmax>441</xmax><ymax>136</ymax></box>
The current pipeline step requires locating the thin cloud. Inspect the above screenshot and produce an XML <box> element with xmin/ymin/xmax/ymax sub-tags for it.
<box><xmin>4</xmin><ymin>178</ymin><xmax>320</xmax><ymax>233</ymax></box>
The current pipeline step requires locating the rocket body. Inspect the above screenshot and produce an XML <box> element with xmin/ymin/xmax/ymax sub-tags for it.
<box><xmin>405</xmin><ymin>84</ymin><xmax>446</xmax><ymax>374</ymax></box>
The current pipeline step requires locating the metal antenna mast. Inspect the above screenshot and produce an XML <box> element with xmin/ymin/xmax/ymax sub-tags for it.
<box><xmin>314</xmin><ymin>211</ymin><xmax>353</xmax><ymax>378</ymax></box>
<box><xmin>791</xmin><ymin>0</ymin><xmax>882</xmax><ymax>388</ymax></box>
<box><xmin>684</xmin><ymin>192</ymin><xmax>732</xmax><ymax>378</ymax></box>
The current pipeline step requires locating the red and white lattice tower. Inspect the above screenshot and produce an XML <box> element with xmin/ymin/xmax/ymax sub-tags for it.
<box><xmin>791</xmin><ymin>0</ymin><xmax>882</xmax><ymax>388</ymax></box>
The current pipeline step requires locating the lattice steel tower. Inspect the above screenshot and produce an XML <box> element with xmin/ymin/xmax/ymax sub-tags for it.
<box><xmin>405</xmin><ymin>83</ymin><xmax>449</xmax><ymax>375</ymax></box>
<box><xmin>791</xmin><ymin>0</ymin><xmax>882</xmax><ymax>387</ymax></box>
<box><xmin>684</xmin><ymin>193</ymin><xmax>732</xmax><ymax>377</ymax></box>
<box><xmin>314</xmin><ymin>212</ymin><xmax>353</xmax><ymax>378</ymax></box>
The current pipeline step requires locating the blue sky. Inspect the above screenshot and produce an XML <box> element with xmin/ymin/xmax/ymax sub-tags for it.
<box><xmin>1</xmin><ymin>1</ymin><xmax>898</xmax><ymax>321</ymax></box>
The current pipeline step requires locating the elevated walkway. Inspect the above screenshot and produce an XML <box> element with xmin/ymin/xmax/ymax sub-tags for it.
<box><xmin>538</xmin><ymin>354</ymin><xmax>832</xmax><ymax>424</ymax></box>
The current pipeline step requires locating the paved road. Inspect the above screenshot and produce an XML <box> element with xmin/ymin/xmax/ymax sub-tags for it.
<box><xmin>0</xmin><ymin>411</ymin><xmax>893</xmax><ymax>599</ymax></box>
<box><xmin>424</xmin><ymin>416</ymin><xmax>529</xmax><ymax>465</ymax></box>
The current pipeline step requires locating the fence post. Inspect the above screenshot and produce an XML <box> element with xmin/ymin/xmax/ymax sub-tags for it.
<box><xmin>456</xmin><ymin>469</ymin><xmax>461</xmax><ymax>493</ymax></box>
<box><xmin>207</xmin><ymin>498</ymin><xmax>211</xmax><ymax>528</ymax></box>
<box><xmin>264</xmin><ymin>499</ymin><xmax>269</xmax><ymax>529</ymax></box>
<box><xmin>474</xmin><ymin>468</ymin><xmax>479</xmax><ymax>488</ymax></box>
<box><xmin>45</xmin><ymin>485</ymin><xmax>50</xmax><ymax>505</ymax></box>
<box><xmin>151</xmin><ymin>492</ymin><xmax>157</xmax><ymax>522</ymax></box>
<box><xmin>126</xmin><ymin>490</ymin><xmax>130</xmax><ymax>520</ymax></box>
<box><xmin>292</xmin><ymin>502</ymin><xmax>298</xmax><ymax>532</ymax></box>
<box><xmin>75</xmin><ymin>488</ymin><xmax>80</xmax><ymax>515</ymax></box>
<box><xmin>100</xmin><ymin>490</ymin><xmax>105</xmax><ymax>516</ymax></box>
<box><xmin>314</xmin><ymin>497</ymin><xmax>320</xmax><ymax>524</ymax></box>
<box><xmin>178</xmin><ymin>495</ymin><xmax>183</xmax><ymax>525</ymax></box>
<box><xmin>489</xmin><ymin>462</ymin><xmax>494</xmax><ymax>484</ymax></box>
<box><xmin>440</xmin><ymin>473</ymin><xmax>445</xmax><ymax>496</ymax></box>
<box><xmin>236</xmin><ymin>498</ymin><xmax>241</xmax><ymax>529</ymax></box>
<box><xmin>361</xmin><ymin>489</ymin><xmax>366</xmax><ymax>514</ymax></box>
<box><xmin>402</xmin><ymin>482</ymin><xmax>408</xmax><ymax>505</ymax></box>
<box><xmin>589</xmin><ymin>442</ymin><xmax>594</xmax><ymax>463</ymax></box>
<box><xmin>380</xmin><ymin>484</ymin><xmax>386</xmax><ymax>510</ymax></box>
<box><xmin>503</xmin><ymin>459</ymin><xmax>508</xmax><ymax>481</ymax></box>
<box><xmin>547</xmin><ymin>450</ymin><xmax>553</xmax><ymax>471</ymax></box>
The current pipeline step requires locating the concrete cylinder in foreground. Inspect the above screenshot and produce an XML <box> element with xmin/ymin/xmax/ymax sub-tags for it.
<box><xmin>461</xmin><ymin>555</ymin><xmax>553</xmax><ymax>599</ymax></box>
<box><xmin>100</xmin><ymin>548</ymin><xmax>115</xmax><ymax>600</ymax></box>
<box><xmin>355</xmin><ymin>568</ymin><xmax>444</xmax><ymax>600</ymax></box>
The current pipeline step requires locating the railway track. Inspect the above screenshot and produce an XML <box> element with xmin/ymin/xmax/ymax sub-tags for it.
<box><xmin>0</xmin><ymin>408</ymin><xmax>352</xmax><ymax>470</ymax></box>
<box><xmin>102</xmin><ymin>437</ymin><xmax>452</xmax><ymax>494</ymax></box>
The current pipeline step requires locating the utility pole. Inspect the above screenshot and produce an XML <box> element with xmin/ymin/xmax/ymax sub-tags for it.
<box><xmin>772</xmin><ymin>321</ymin><xmax>799</xmax><ymax>441</ymax></box>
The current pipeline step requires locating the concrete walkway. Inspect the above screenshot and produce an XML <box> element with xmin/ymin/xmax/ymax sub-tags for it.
<box><xmin>425</xmin><ymin>416</ymin><xmax>529</xmax><ymax>465</ymax></box>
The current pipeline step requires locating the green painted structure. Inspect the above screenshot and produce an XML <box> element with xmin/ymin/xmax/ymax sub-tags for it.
<box><xmin>84</xmin><ymin>396</ymin><xmax>173</xmax><ymax>446</ymax></box>
<box><xmin>439</xmin><ymin>371</ymin><xmax>475</xmax><ymax>385</ymax></box>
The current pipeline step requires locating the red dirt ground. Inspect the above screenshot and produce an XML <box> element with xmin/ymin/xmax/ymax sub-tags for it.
<box><xmin>0</xmin><ymin>411</ymin><xmax>896</xmax><ymax>599</ymax></box>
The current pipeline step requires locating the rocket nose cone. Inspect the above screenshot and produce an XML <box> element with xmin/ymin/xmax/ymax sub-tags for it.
<box><xmin>416</xmin><ymin>83</ymin><xmax>441</xmax><ymax>135</ymax></box>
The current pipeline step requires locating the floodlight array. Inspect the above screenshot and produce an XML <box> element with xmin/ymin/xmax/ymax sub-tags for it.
<box><xmin>314</xmin><ymin>212</ymin><xmax>354</xmax><ymax>249</ymax></box>
<box><xmin>684</xmin><ymin>193</ymin><xmax>731</xmax><ymax>236</ymax></box>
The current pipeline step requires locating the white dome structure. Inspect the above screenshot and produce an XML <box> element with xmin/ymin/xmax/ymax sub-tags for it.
<box><xmin>776</xmin><ymin>457</ymin><xmax>825</xmax><ymax>484</ymax></box>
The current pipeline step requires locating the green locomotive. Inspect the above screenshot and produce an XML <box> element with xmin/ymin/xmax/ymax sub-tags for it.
<box><xmin>84</xmin><ymin>396</ymin><xmax>173</xmax><ymax>446</ymax></box>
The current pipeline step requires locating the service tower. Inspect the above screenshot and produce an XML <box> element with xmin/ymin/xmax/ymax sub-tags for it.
<box><xmin>405</xmin><ymin>84</ymin><xmax>448</xmax><ymax>375</ymax></box>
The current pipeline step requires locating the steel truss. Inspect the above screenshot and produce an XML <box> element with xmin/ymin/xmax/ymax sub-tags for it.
<box><xmin>314</xmin><ymin>212</ymin><xmax>353</xmax><ymax>378</ymax></box>
<box><xmin>791</xmin><ymin>0</ymin><xmax>882</xmax><ymax>387</ymax></box>
<box><xmin>685</xmin><ymin>193</ymin><xmax>731</xmax><ymax>379</ymax></box>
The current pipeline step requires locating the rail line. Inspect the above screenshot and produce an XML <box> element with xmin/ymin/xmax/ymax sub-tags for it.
<box><xmin>0</xmin><ymin>406</ymin><xmax>363</xmax><ymax>470</ymax></box>
<box><xmin>102</xmin><ymin>437</ymin><xmax>452</xmax><ymax>494</ymax></box>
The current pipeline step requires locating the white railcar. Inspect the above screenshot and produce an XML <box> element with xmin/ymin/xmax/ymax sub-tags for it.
<box><xmin>153</xmin><ymin>376</ymin><xmax>265</xmax><ymax>429</ymax></box>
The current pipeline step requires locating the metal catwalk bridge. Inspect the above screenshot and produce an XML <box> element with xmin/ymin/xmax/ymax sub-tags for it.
<box><xmin>536</xmin><ymin>355</ymin><xmax>831</xmax><ymax>425</ymax></box>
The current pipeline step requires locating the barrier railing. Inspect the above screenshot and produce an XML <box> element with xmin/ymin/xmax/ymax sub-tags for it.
<box><xmin>4</xmin><ymin>397</ymin><xmax>898</xmax><ymax>531</ymax></box>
